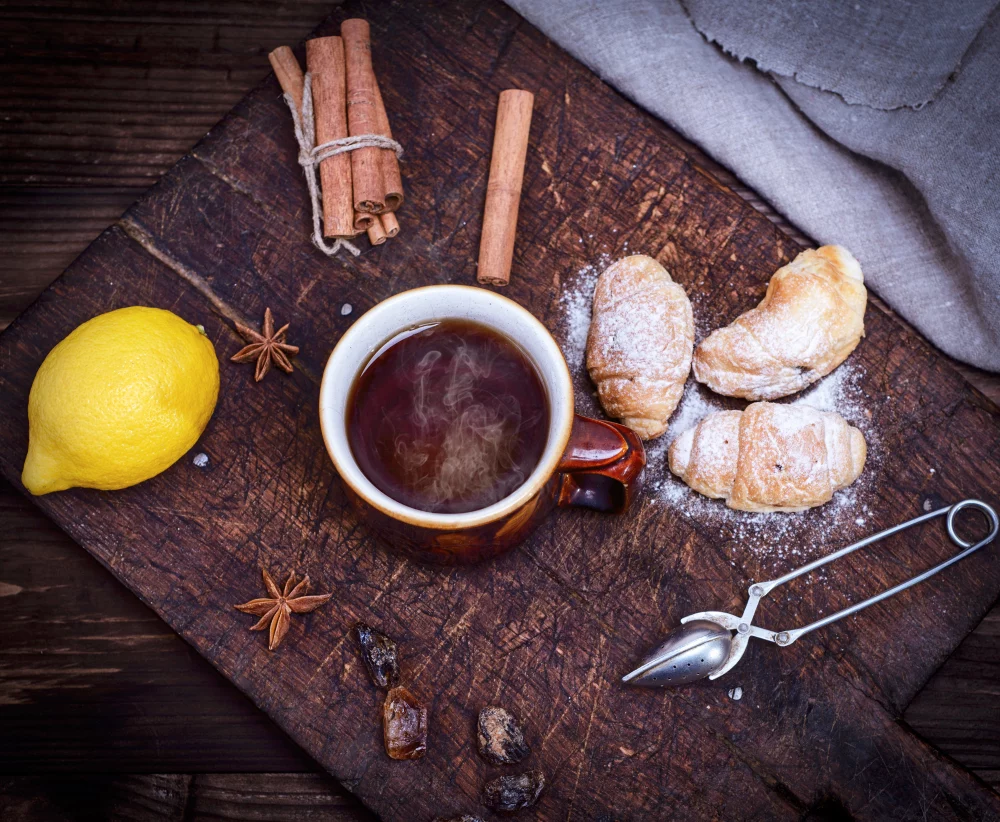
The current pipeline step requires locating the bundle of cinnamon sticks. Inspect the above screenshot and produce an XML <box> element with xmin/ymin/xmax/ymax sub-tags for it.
<box><xmin>269</xmin><ymin>19</ymin><xmax>402</xmax><ymax>246</ymax></box>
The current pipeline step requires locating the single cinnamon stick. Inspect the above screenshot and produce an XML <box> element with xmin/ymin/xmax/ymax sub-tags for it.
<box><xmin>367</xmin><ymin>215</ymin><xmax>388</xmax><ymax>246</ymax></box>
<box><xmin>372</xmin><ymin>78</ymin><xmax>403</xmax><ymax>211</ymax></box>
<box><xmin>477</xmin><ymin>89</ymin><xmax>534</xmax><ymax>287</ymax></box>
<box><xmin>306</xmin><ymin>37</ymin><xmax>356</xmax><ymax>239</ymax></box>
<box><xmin>268</xmin><ymin>46</ymin><xmax>305</xmax><ymax>116</ymax></box>
<box><xmin>341</xmin><ymin>19</ymin><xmax>386</xmax><ymax>214</ymax></box>
<box><xmin>381</xmin><ymin>211</ymin><xmax>400</xmax><ymax>238</ymax></box>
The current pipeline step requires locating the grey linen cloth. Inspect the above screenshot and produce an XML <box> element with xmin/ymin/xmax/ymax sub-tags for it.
<box><xmin>506</xmin><ymin>0</ymin><xmax>1000</xmax><ymax>371</ymax></box>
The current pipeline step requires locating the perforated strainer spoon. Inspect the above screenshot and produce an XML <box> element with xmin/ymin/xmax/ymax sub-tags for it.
<box><xmin>623</xmin><ymin>499</ymin><xmax>999</xmax><ymax>687</ymax></box>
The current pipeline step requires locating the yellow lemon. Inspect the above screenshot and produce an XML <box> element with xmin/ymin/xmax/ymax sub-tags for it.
<box><xmin>22</xmin><ymin>306</ymin><xmax>219</xmax><ymax>495</ymax></box>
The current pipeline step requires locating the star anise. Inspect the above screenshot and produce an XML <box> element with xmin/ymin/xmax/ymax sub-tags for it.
<box><xmin>235</xmin><ymin>568</ymin><xmax>332</xmax><ymax>650</ymax></box>
<box><xmin>231</xmin><ymin>307</ymin><xmax>299</xmax><ymax>381</ymax></box>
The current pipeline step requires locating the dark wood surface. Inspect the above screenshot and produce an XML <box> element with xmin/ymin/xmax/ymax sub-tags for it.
<box><xmin>0</xmin><ymin>774</ymin><xmax>365</xmax><ymax>821</ymax></box>
<box><xmin>2</xmin><ymin>1</ymin><xmax>999</xmax><ymax>820</ymax></box>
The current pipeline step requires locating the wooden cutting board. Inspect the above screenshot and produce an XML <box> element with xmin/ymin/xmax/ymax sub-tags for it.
<box><xmin>1</xmin><ymin>0</ymin><xmax>999</xmax><ymax>818</ymax></box>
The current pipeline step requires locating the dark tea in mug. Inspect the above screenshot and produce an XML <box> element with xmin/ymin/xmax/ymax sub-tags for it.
<box><xmin>346</xmin><ymin>319</ymin><xmax>550</xmax><ymax>514</ymax></box>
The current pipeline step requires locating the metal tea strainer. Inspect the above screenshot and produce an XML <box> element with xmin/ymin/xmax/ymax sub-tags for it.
<box><xmin>623</xmin><ymin>499</ymin><xmax>999</xmax><ymax>687</ymax></box>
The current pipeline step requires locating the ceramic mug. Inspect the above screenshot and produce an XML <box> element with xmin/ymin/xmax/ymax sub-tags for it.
<box><xmin>319</xmin><ymin>285</ymin><xmax>645</xmax><ymax>564</ymax></box>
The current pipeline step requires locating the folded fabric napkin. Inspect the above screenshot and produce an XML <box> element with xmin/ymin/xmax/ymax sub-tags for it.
<box><xmin>507</xmin><ymin>0</ymin><xmax>1000</xmax><ymax>371</ymax></box>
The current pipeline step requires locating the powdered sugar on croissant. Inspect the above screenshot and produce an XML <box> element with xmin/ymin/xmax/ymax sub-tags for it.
<box><xmin>586</xmin><ymin>255</ymin><xmax>694</xmax><ymax>440</ymax></box>
<box><xmin>669</xmin><ymin>402</ymin><xmax>866</xmax><ymax>512</ymax></box>
<box><xmin>693</xmin><ymin>246</ymin><xmax>866</xmax><ymax>400</ymax></box>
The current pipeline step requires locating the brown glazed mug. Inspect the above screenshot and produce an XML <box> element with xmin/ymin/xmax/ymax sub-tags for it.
<box><xmin>319</xmin><ymin>285</ymin><xmax>645</xmax><ymax>564</ymax></box>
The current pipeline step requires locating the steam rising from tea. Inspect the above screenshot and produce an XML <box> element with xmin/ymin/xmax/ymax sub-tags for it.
<box><xmin>397</xmin><ymin>346</ymin><xmax>518</xmax><ymax>503</ymax></box>
<box><xmin>347</xmin><ymin>320</ymin><xmax>549</xmax><ymax>514</ymax></box>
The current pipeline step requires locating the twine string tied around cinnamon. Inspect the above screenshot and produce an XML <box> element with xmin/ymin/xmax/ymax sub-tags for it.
<box><xmin>285</xmin><ymin>72</ymin><xmax>403</xmax><ymax>257</ymax></box>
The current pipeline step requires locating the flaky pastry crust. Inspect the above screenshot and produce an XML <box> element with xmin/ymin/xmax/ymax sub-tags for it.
<box><xmin>586</xmin><ymin>255</ymin><xmax>693</xmax><ymax>440</ymax></box>
<box><xmin>693</xmin><ymin>246</ymin><xmax>866</xmax><ymax>400</ymax></box>
<box><xmin>668</xmin><ymin>402</ymin><xmax>866</xmax><ymax>512</ymax></box>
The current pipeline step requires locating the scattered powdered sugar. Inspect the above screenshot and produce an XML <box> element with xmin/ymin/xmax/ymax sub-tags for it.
<box><xmin>557</xmin><ymin>260</ymin><xmax>601</xmax><ymax>374</ymax></box>
<box><xmin>642</xmin><ymin>381</ymin><xmax>723</xmax><ymax>490</ymax></box>
<box><xmin>556</xmin><ymin>256</ymin><xmax>610</xmax><ymax>422</ymax></box>
<box><xmin>790</xmin><ymin>362</ymin><xmax>864</xmax><ymax>417</ymax></box>
<box><xmin>555</xmin><ymin>258</ymin><xmax>880</xmax><ymax>574</ymax></box>
<box><xmin>663</xmin><ymin>380</ymin><xmax>724</xmax><ymax>445</ymax></box>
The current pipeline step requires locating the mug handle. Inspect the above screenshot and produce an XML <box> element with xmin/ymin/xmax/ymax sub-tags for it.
<box><xmin>555</xmin><ymin>414</ymin><xmax>646</xmax><ymax>513</ymax></box>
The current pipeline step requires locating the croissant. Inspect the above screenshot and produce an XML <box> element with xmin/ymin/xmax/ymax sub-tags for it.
<box><xmin>693</xmin><ymin>246</ymin><xmax>866</xmax><ymax>400</ymax></box>
<box><xmin>586</xmin><ymin>255</ymin><xmax>694</xmax><ymax>440</ymax></box>
<box><xmin>668</xmin><ymin>402</ymin><xmax>866</xmax><ymax>512</ymax></box>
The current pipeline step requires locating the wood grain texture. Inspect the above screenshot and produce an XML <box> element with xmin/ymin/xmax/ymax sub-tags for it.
<box><xmin>0</xmin><ymin>479</ymin><xmax>316</xmax><ymax>776</ymax></box>
<box><xmin>0</xmin><ymin>0</ymin><xmax>338</xmax><ymax>187</ymax></box>
<box><xmin>905</xmin><ymin>609</ymin><xmax>1000</xmax><ymax>788</ymax></box>
<box><xmin>2</xmin><ymin>1</ymin><xmax>998</xmax><ymax>803</ymax></box>
<box><xmin>0</xmin><ymin>773</ymin><xmax>366</xmax><ymax>821</ymax></box>
<box><xmin>1</xmin><ymin>1</ymin><xmax>1000</xmax><ymax>821</ymax></box>
<box><xmin>0</xmin><ymin>0</ymin><xmax>343</xmax><ymax>330</ymax></box>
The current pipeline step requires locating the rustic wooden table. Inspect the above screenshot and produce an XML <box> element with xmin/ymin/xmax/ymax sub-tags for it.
<box><xmin>1</xmin><ymin>2</ymin><xmax>997</xmax><ymax>819</ymax></box>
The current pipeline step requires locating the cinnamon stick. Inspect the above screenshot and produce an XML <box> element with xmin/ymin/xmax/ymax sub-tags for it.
<box><xmin>477</xmin><ymin>89</ymin><xmax>534</xmax><ymax>287</ymax></box>
<box><xmin>372</xmin><ymin>78</ymin><xmax>403</xmax><ymax>211</ymax></box>
<box><xmin>367</xmin><ymin>215</ymin><xmax>388</xmax><ymax>246</ymax></box>
<box><xmin>268</xmin><ymin>46</ymin><xmax>305</xmax><ymax>116</ymax></box>
<box><xmin>341</xmin><ymin>19</ymin><xmax>386</xmax><ymax>214</ymax></box>
<box><xmin>381</xmin><ymin>211</ymin><xmax>400</xmax><ymax>238</ymax></box>
<box><xmin>354</xmin><ymin>210</ymin><xmax>375</xmax><ymax>231</ymax></box>
<box><xmin>306</xmin><ymin>37</ymin><xmax>356</xmax><ymax>239</ymax></box>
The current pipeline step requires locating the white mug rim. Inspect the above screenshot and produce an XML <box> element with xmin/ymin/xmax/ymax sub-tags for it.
<box><xmin>318</xmin><ymin>285</ymin><xmax>575</xmax><ymax>530</ymax></box>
